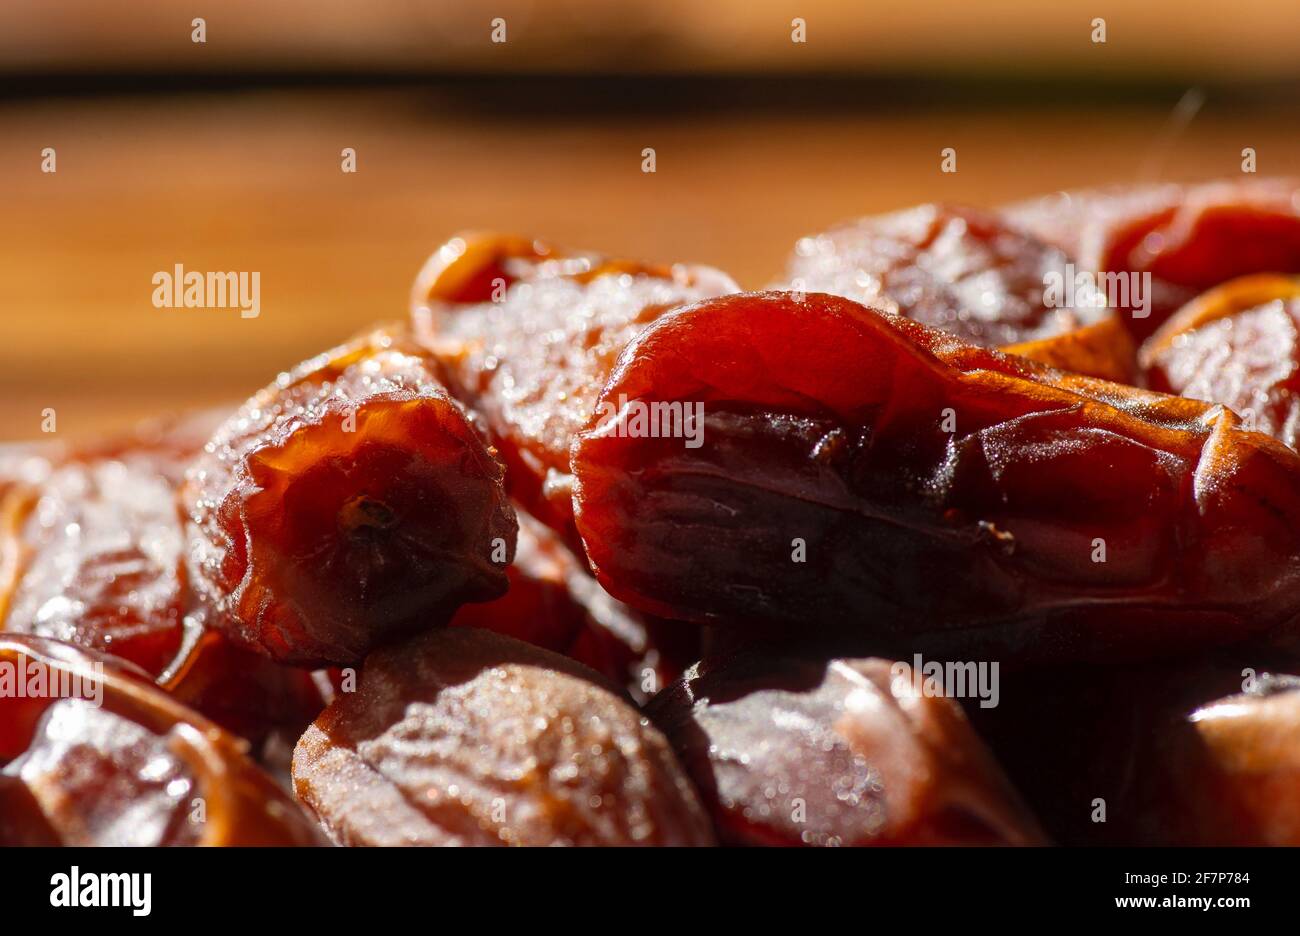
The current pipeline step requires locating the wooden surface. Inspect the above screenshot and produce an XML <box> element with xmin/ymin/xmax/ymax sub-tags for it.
<box><xmin>2</xmin><ymin>88</ymin><xmax>1297</xmax><ymax>441</ymax></box>
<box><xmin>4</xmin><ymin>1</ymin><xmax>1300</xmax><ymax>80</ymax></box>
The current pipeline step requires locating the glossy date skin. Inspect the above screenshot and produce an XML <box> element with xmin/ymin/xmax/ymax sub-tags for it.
<box><xmin>648</xmin><ymin>653</ymin><xmax>1043</xmax><ymax>846</ymax></box>
<box><xmin>292</xmin><ymin>628</ymin><xmax>714</xmax><ymax>846</ymax></box>
<box><xmin>0</xmin><ymin>636</ymin><xmax>322</xmax><ymax>846</ymax></box>
<box><xmin>0</xmin><ymin>425</ymin><xmax>324</xmax><ymax>744</ymax></box>
<box><xmin>411</xmin><ymin>233</ymin><xmax>738</xmax><ymax>539</ymax></box>
<box><xmin>1006</xmin><ymin>178</ymin><xmax>1300</xmax><ymax>339</ymax></box>
<box><xmin>970</xmin><ymin>655</ymin><xmax>1300</xmax><ymax>846</ymax></box>
<box><xmin>184</xmin><ymin>328</ymin><xmax>517</xmax><ymax>666</ymax></box>
<box><xmin>784</xmin><ymin>204</ymin><xmax>1109</xmax><ymax>348</ymax></box>
<box><xmin>572</xmin><ymin>290</ymin><xmax>1300</xmax><ymax>663</ymax></box>
<box><xmin>1142</xmin><ymin>275</ymin><xmax>1300</xmax><ymax>449</ymax></box>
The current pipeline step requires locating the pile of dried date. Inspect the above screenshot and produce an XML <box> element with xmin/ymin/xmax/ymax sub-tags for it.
<box><xmin>4</xmin><ymin>177</ymin><xmax>1300</xmax><ymax>846</ymax></box>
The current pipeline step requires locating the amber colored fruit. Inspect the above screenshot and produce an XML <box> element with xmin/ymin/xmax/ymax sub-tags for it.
<box><xmin>572</xmin><ymin>290</ymin><xmax>1300</xmax><ymax>663</ymax></box>
<box><xmin>648</xmin><ymin>653</ymin><xmax>1044</xmax><ymax>846</ymax></box>
<box><xmin>972</xmin><ymin>656</ymin><xmax>1300</xmax><ymax>845</ymax></box>
<box><xmin>1141</xmin><ymin>275</ymin><xmax>1300</xmax><ymax>448</ymax></box>
<box><xmin>4</xmin><ymin>457</ymin><xmax>188</xmax><ymax>677</ymax></box>
<box><xmin>1006</xmin><ymin>178</ymin><xmax>1300</xmax><ymax>338</ymax></box>
<box><xmin>451</xmin><ymin>510</ymin><xmax>696</xmax><ymax>702</ymax></box>
<box><xmin>411</xmin><ymin>232</ymin><xmax>738</xmax><ymax>539</ymax></box>
<box><xmin>184</xmin><ymin>329</ymin><xmax>517</xmax><ymax>666</ymax></box>
<box><xmin>1003</xmin><ymin>316</ymin><xmax>1136</xmax><ymax>384</ymax></box>
<box><xmin>0</xmin><ymin>425</ymin><xmax>325</xmax><ymax>744</ymax></box>
<box><xmin>784</xmin><ymin>204</ymin><xmax>1108</xmax><ymax>347</ymax></box>
<box><xmin>0</xmin><ymin>635</ymin><xmax>322</xmax><ymax>846</ymax></box>
<box><xmin>158</xmin><ymin>616</ymin><xmax>325</xmax><ymax>746</ymax></box>
<box><xmin>292</xmin><ymin>628</ymin><xmax>714</xmax><ymax>846</ymax></box>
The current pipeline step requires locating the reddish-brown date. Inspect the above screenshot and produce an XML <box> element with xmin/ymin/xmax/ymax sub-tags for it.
<box><xmin>971</xmin><ymin>655</ymin><xmax>1300</xmax><ymax>846</ymax></box>
<box><xmin>1142</xmin><ymin>275</ymin><xmax>1300</xmax><ymax>448</ymax></box>
<box><xmin>450</xmin><ymin>510</ymin><xmax>696</xmax><ymax>701</ymax></box>
<box><xmin>292</xmin><ymin>627</ymin><xmax>714</xmax><ymax>846</ymax></box>
<box><xmin>4</xmin><ymin>456</ymin><xmax>188</xmax><ymax>676</ymax></box>
<box><xmin>0</xmin><ymin>425</ymin><xmax>324</xmax><ymax>744</ymax></box>
<box><xmin>184</xmin><ymin>328</ymin><xmax>517</xmax><ymax>666</ymax></box>
<box><xmin>1006</xmin><ymin>178</ymin><xmax>1300</xmax><ymax>338</ymax></box>
<box><xmin>0</xmin><ymin>636</ymin><xmax>322</xmax><ymax>846</ymax></box>
<box><xmin>784</xmin><ymin>204</ymin><xmax>1109</xmax><ymax>348</ymax></box>
<box><xmin>647</xmin><ymin>652</ymin><xmax>1044</xmax><ymax>846</ymax></box>
<box><xmin>572</xmin><ymin>290</ymin><xmax>1300</xmax><ymax>662</ymax></box>
<box><xmin>411</xmin><ymin>233</ymin><xmax>738</xmax><ymax>539</ymax></box>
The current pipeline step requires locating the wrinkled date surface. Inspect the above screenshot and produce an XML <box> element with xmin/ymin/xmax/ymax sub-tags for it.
<box><xmin>1142</xmin><ymin>275</ymin><xmax>1300</xmax><ymax>448</ymax></box>
<box><xmin>0</xmin><ymin>636</ymin><xmax>321</xmax><ymax>846</ymax></box>
<box><xmin>451</xmin><ymin>510</ymin><xmax>697</xmax><ymax>702</ymax></box>
<box><xmin>647</xmin><ymin>653</ymin><xmax>1043</xmax><ymax>846</ymax></box>
<box><xmin>1006</xmin><ymin>178</ymin><xmax>1300</xmax><ymax>338</ymax></box>
<box><xmin>292</xmin><ymin>628</ymin><xmax>714</xmax><ymax>845</ymax></box>
<box><xmin>972</xmin><ymin>656</ymin><xmax>1300</xmax><ymax>845</ymax></box>
<box><xmin>4</xmin><ymin>456</ymin><xmax>188</xmax><ymax>677</ymax></box>
<box><xmin>572</xmin><ymin>290</ymin><xmax>1300</xmax><ymax>662</ymax></box>
<box><xmin>0</xmin><ymin>432</ymin><xmax>324</xmax><ymax>744</ymax></box>
<box><xmin>184</xmin><ymin>329</ymin><xmax>517</xmax><ymax>666</ymax></box>
<box><xmin>411</xmin><ymin>233</ymin><xmax>738</xmax><ymax>537</ymax></box>
<box><xmin>785</xmin><ymin>204</ymin><xmax>1108</xmax><ymax>347</ymax></box>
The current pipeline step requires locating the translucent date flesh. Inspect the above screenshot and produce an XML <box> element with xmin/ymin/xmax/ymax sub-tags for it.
<box><xmin>451</xmin><ymin>510</ymin><xmax>697</xmax><ymax>702</ymax></box>
<box><xmin>648</xmin><ymin>654</ymin><xmax>1043</xmax><ymax>846</ymax></box>
<box><xmin>1141</xmin><ymin>275</ymin><xmax>1300</xmax><ymax>448</ymax></box>
<box><xmin>972</xmin><ymin>657</ymin><xmax>1300</xmax><ymax>845</ymax></box>
<box><xmin>184</xmin><ymin>330</ymin><xmax>517</xmax><ymax>665</ymax></box>
<box><xmin>4</xmin><ymin>457</ymin><xmax>187</xmax><ymax>676</ymax></box>
<box><xmin>292</xmin><ymin>628</ymin><xmax>714</xmax><ymax>846</ymax></box>
<box><xmin>785</xmin><ymin>204</ymin><xmax>1109</xmax><ymax>347</ymax></box>
<box><xmin>0</xmin><ymin>423</ymin><xmax>324</xmax><ymax>744</ymax></box>
<box><xmin>411</xmin><ymin>233</ymin><xmax>738</xmax><ymax>538</ymax></box>
<box><xmin>572</xmin><ymin>291</ymin><xmax>1300</xmax><ymax>662</ymax></box>
<box><xmin>1006</xmin><ymin>178</ymin><xmax>1300</xmax><ymax>337</ymax></box>
<box><xmin>0</xmin><ymin>636</ymin><xmax>321</xmax><ymax>846</ymax></box>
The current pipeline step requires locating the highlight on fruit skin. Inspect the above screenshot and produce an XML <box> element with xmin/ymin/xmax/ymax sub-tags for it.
<box><xmin>1141</xmin><ymin>275</ymin><xmax>1300</xmax><ymax>448</ymax></box>
<box><xmin>647</xmin><ymin>652</ymin><xmax>1047</xmax><ymax>846</ymax></box>
<box><xmin>292</xmin><ymin>627</ymin><xmax>716</xmax><ymax>846</ymax></box>
<box><xmin>410</xmin><ymin>232</ymin><xmax>739</xmax><ymax>540</ymax></box>
<box><xmin>0</xmin><ymin>635</ymin><xmax>323</xmax><ymax>846</ymax></box>
<box><xmin>782</xmin><ymin>203</ymin><xmax>1111</xmax><ymax>348</ymax></box>
<box><xmin>0</xmin><ymin>419</ymin><xmax>325</xmax><ymax>745</ymax></box>
<box><xmin>183</xmin><ymin>328</ymin><xmax>518</xmax><ymax>667</ymax></box>
<box><xmin>571</xmin><ymin>289</ymin><xmax>1300</xmax><ymax>663</ymax></box>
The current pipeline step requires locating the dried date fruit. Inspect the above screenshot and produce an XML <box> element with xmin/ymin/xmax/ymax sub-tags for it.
<box><xmin>1141</xmin><ymin>275</ymin><xmax>1300</xmax><ymax>447</ymax></box>
<box><xmin>184</xmin><ymin>328</ymin><xmax>517</xmax><ymax>666</ymax></box>
<box><xmin>572</xmin><ymin>290</ymin><xmax>1300</xmax><ymax>662</ymax></box>
<box><xmin>5</xmin><ymin>456</ymin><xmax>188</xmax><ymax>676</ymax></box>
<box><xmin>971</xmin><ymin>656</ymin><xmax>1300</xmax><ymax>845</ymax></box>
<box><xmin>0</xmin><ymin>429</ymin><xmax>324</xmax><ymax>743</ymax></box>
<box><xmin>1003</xmin><ymin>317</ymin><xmax>1136</xmax><ymax>384</ymax></box>
<box><xmin>0</xmin><ymin>635</ymin><xmax>322</xmax><ymax>846</ymax></box>
<box><xmin>292</xmin><ymin>627</ymin><xmax>714</xmax><ymax>846</ymax></box>
<box><xmin>784</xmin><ymin>204</ymin><xmax>1108</xmax><ymax>347</ymax></box>
<box><xmin>158</xmin><ymin>614</ymin><xmax>325</xmax><ymax>746</ymax></box>
<box><xmin>647</xmin><ymin>652</ymin><xmax>1044</xmax><ymax>846</ymax></box>
<box><xmin>1006</xmin><ymin>178</ymin><xmax>1300</xmax><ymax>338</ymax></box>
<box><xmin>451</xmin><ymin>510</ymin><xmax>696</xmax><ymax>701</ymax></box>
<box><xmin>411</xmin><ymin>233</ymin><xmax>738</xmax><ymax>538</ymax></box>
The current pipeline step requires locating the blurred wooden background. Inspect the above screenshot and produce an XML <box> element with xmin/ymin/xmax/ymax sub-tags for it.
<box><xmin>1</xmin><ymin>3</ymin><xmax>1298</xmax><ymax>441</ymax></box>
